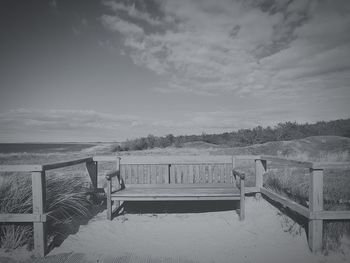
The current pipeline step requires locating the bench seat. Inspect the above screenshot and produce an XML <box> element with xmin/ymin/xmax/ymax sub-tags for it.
<box><xmin>111</xmin><ymin>184</ymin><xmax>241</xmax><ymax>201</ymax></box>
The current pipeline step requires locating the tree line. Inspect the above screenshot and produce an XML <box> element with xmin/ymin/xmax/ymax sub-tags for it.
<box><xmin>113</xmin><ymin>118</ymin><xmax>350</xmax><ymax>152</ymax></box>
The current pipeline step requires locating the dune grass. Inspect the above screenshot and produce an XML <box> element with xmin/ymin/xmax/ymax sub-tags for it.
<box><xmin>263</xmin><ymin>167</ymin><xmax>350</xmax><ymax>253</ymax></box>
<box><xmin>0</xmin><ymin>173</ymin><xmax>94</xmax><ymax>251</ymax></box>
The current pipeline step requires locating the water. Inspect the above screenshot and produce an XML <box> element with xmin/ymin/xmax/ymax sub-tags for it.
<box><xmin>0</xmin><ymin>143</ymin><xmax>95</xmax><ymax>154</ymax></box>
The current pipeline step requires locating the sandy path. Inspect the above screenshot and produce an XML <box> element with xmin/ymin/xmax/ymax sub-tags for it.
<box><xmin>50</xmin><ymin>198</ymin><xmax>349</xmax><ymax>263</ymax></box>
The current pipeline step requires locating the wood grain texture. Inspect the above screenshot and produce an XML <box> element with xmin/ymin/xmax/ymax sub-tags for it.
<box><xmin>42</xmin><ymin>157</ymin><xmax>92</xmax><ymax>171</ymax></box>
<box><xmin>0</xmin><ymin>165</ymin><xmax>42</xmax><ymax>172</ymax></box>
<box><xmin>312</xmin><ymin>162</ymin><xmax>350</xmax><ymax>170</ymax></box>
<box><xmin>118</xmin><ymin>155</ymin><xmax>233</xmax><ymax>165</ymax></box>
<box><xmin>259</xmin><ymin>155</ymin><xmax>313</xmax><ymax>168</ymax></box>
<box><xmin>85</xmin><ymin>161</ymin><xmax>98</xmax><ymax>189</ymax></box>
<box><xmin>308</xmin><ymin>169</ymin><xmax>323</xmax><ymax>252</ymax></box>
<box><xmin>240</xmin><ymin>176</ymin><xmax>245</xmax><ymax>221</ymax></box>
<box><xmin>255</xmin><ymin>159</ymin><xmax>266</xmax><ymax>199</ymax></box>
<box><xmin>0</xmin><ymin>213</ymin><xmax>44</xmax><ymax>222</ymax></box>
<box><xmin>260</xmin><ymin>187</ymin><xmax>309</xmax><ymax>218</ymax></box>
<box><xmin>310</xmin><ymin>211</ymin><xmax>350</xmax><ymax>220</ymax></box>
<box><xmin>32</xmin><ymin>171</ymin><xmax>47</xmax><ymax>257</ymax></box>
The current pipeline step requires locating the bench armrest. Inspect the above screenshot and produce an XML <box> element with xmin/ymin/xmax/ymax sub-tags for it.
<box><xmin>105</xmin><ymin>170</ymin><xmax>119</xmax><ymax>181</ymax></box>
<box><xmin>232</xmin><ymin>169</ymin><xmax>245</xmax><ymax>180</ymax></box>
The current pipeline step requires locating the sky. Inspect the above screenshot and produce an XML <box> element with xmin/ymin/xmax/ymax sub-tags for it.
<box><xmin>0</xmin><ymin>0</ymin><xmax>349</xmax><ymax>142</ymax></box>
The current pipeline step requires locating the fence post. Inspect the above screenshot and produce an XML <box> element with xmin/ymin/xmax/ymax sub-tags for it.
<box><xmin>106</xmin><ymin>177</ymin><xmax>112</xmax><ymax>220</ymax></box>
<box><xmin>32</xmin><ymin>171</ymin><xmax>47</xmax><ymax>257</ymax></box>
<box><xmin>240</xmin><ymin>175</ymin><xmax>245</xmax><ymax>221</ymax></box>
<box><xmin>255</xmin><ymin>158</ymin><xmax>266</xmax><ymax>199</ymax></box>
<box><xmin>86</xmin><ymin>160</ymin><xmax>98</xmax><ymax>189</ymax></box>
<box><xmin>308</xmin><ymin>168</ymin><xmax>324</xmax><ymax>252</ymax></box>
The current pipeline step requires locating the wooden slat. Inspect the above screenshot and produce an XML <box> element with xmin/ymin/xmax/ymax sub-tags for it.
<box><xmin>194</xmin><ymin>165</ymin><xmax>199</xmax><ymax>184</ymax></box>
<box><xmin>132</xmin><ymin>165</ymin><xmax>137</xmax><ymax>184</ymax></box>
<box><xmin>147</xmin><ymin>165</ymin><xmax>151</xmax><ymax>184</ymax></box>
<box><xmin>124</xmin><ymin>183</ymin><xmax>237</xmax><ymax>188</ymax></box>
<box><xmin>0</xmin><ymin>165</ymin><xmax>42</xmax><ymax>172</ymax></box>
<box><xmin>113</xmin><ymin>187</ymin><xmax>240</xmax><ymax>196</ymax></box>
<box><xmin>208</xmin><ymin>164</ymin><xmax>213</xmax><ymax>183</ymax></box>
<box><xmin>212</xmin><ymin>164</ymin><xmax>218</xmax><ymax>183</ymax></box>
<box><xmin>118</xmin><ymin>155</ymin><xmax>233</xmax><ymax>165</ymax></box>
<box><xmin>93</xmin><ymin>155</ymin><xmax>119</xmax><ymax>162</ymax></box>
<box><xmin>221</xmin><ymin>164</ymin><xmax>226</xmax><ymax>183</ymax></box>
<box><xmin>42</xmin><ymin>157</ymin><xmax>92</xmax><ymax>170</ymax></box>
<box><xmin>234</xmin><ymin>155</ymin><xmax>261</xmax><ymax>160</ymax></box>
<box><xmin>111</xmin><ymin>186</ymin><xmax>241</xmax><ymax>199</ymax></box>
<box><xmin>260</xmin><ymin>187</ymin><xmax>310</xmax><ymax>218</ymax></box>
<box><xmin>0</xmin><ymin>213</ymin><xmax>44</xmax><ymax>222</ymax></box>
<box><xmin>310</xmin><ymin>211</ymin><xmax>350</xmax><ymax>220</ymax></box>
<box><xmin>162</xmin><ymin>165</ymin><xmax>168</xmax><ymax>184</ymax></box>
<box><xmin>259</xmin><ymin>155</ymin><xmax>313</xmax><ymax>168</ymax></box>
<box><xmin>139</xmin><ymin>165</ymin><xmax>144</xmax><ymax>184</ymax></box>
<box><xmin>313</xmin><ymin>162</ymin><xmax>350</xmax><ymax>170</ymax></box>
<box><xmin>151</xmin><ymin>165</ymin><xmax>157</xmax><ymax>184</ymax></box>
<box><xmin>111</xmin><ymin>196</ymin><xmax>241</xmax><ymax>201</ymax></box>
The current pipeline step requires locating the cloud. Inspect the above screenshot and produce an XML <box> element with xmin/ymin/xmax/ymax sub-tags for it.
<box><xmin>103</xmin><ymin>1</ymin><xmax>162</xmax><ymax>26</ymax></box>
<box><xmin>101</xmin><ymin>0</ymin><xmax>350</xmax><ymax>98</ymax></box>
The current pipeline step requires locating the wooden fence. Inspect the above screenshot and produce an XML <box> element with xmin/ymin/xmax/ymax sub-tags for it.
<box><xmin>0</xmin><ymin>157</ymin><xmax>98</xmax><ymax>257</ymax></box>
<box><xmin>1</xmin><ymin>154</ymin><xmax>350</xmax><ymax>257</ymax></box>
<box><xmin>255</xmin><ymin>155</ymin><xmax>350</xmax><ymax>253</ymax></box>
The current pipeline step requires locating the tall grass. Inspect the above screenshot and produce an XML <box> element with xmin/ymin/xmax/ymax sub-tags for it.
<box><xmin>0</xmin><ymin>174</ymin><xmax>93</xmax><ymax>250</ymax></box>
<box><xmin>263</xmin><ymin>168</ymin><xmax>350</xmax><ymax>253</ymax></box>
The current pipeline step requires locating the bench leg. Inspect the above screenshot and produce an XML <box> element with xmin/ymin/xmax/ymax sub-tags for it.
<box><xmin>240</xmin><ymin>197</ymin><xmax>245</xmax><ymax>221</ymax></box>
<box><xmin>240</xmin><ymin>178</ymin><xmax>245</xmax><ymax>221</ymax></box>
<box><xmin>107</xmin><ymin>179</ymin><xmax>112</xmax><ymax>220</ymax></box>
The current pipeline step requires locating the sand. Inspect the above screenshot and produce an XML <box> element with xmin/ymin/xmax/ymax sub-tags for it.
<box><xmin>49</xmin><ymin>197</ymin><xmax>349</xmax><ymax>263</ymax></box>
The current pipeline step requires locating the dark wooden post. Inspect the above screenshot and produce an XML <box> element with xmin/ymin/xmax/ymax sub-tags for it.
<box><xmin>232</xmin><ymin>156</ymin><xmax>236</xmax><ymax>184</ymax></box>
<box><xmin>86</xmin><ymin>160</ymin><xmax>98</xmax><ymax>189</ymax></box>
<box><xmin>116</xmin><ymin>157</ymin><xmax>121</xmax><ymax>208</ymax></box>
<box><xmin>117</xmin><ymin>157</ymin><xmax>121</xmax><ymax>186</ymax></box>
<box><xmin>32</xmin><ymin>171</ymin><xmax>47</xmax><ymax>257</ymax></box>
<box><xmin>308</xmin><ymin>168</ymin><xmax>324</xmax><ymax>252</ymax></box>
<box><xmin>168</xmin><ymin>164</ymin><xmax>171</xmax><ymax>184</ymax></box>
<box><xmin>255</xmin><ymin>159</ymin><xmax>266</xmax><ymax>199</ymax></box>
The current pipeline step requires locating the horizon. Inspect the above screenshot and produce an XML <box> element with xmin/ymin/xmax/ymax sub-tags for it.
<box><xmin>1</xmin><ymin>0</ymin><xmax>349</xmax><ymax>142</ymax></box>
<box><xmin>1</xmin><ymin>117</ymin><xmax>348</xmax><ymax>143</ymax></box>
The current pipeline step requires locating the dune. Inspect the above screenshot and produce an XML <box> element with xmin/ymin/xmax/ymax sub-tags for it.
<box><xmin>210</xmin><ymin>136</ymin><xmax>350</xmax><ymax>162</ymax></box>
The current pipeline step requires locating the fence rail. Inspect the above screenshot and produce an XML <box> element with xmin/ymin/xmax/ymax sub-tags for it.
<box><xmin>1</xmin><ymin>154</ymin><xmax>349</xmax><ymax>257</ymax></box>
<box><xmin>256</xmin><ymin>156</ymin><xmax>350</xmax><ymax>252</ymax></box>
<box><xmin>0</xmin><ymin>158</ymin><xmax>98</xmax><ymax>257</ymax></box>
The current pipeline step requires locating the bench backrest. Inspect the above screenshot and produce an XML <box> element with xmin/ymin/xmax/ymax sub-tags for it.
<box><xmin>119</xmin><ymin>155</ymin><xmax>235</xmax><ymax>185</ymax></box>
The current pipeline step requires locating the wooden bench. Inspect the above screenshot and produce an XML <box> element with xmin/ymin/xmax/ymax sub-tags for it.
<box><xmin>105</xmin><ymin>156</ymin><xmax>246</xmax><ymax>221</ymax></box>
